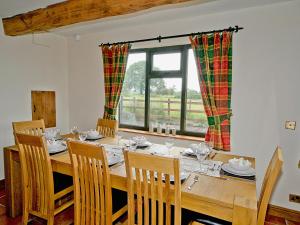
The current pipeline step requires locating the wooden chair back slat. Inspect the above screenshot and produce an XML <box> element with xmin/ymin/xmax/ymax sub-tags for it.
<box><xmin>124</xmin><ymin>151</ymin><xmax>181</xmax><ymax>225</ymax></box>
<box><xmin>68</xmin><ymin>141</ymin><xmax>113</xmax><ymax>225</ymax></box>
<box><xmin>16</xmin><ymin>133</ymin><xmax>54</xmax><ymax>219</ymax></box>
<box><xmin>13</xmin><ymin>120</ymin><xmax>46</xmax><ymax>141</ymax></box>
<box><xmin>96</xmin><ymin>118</ymin><xmax>118</xmax><ymax>137</ymax></box>
<box><xmin>257</xmin><ymin>147</ymin><xmax>283</xmax><ymax>225</ymax></box>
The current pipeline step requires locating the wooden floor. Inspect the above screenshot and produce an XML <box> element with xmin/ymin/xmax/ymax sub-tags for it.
<box><xmin>0</xmin><ymin>188</ymin><xmax>73</xmax><ymax>225</ymax></box>
<box><xmin>0</xmin><ymin>187</ymin><xmax>299</xmax><ymax>225</ymax></box>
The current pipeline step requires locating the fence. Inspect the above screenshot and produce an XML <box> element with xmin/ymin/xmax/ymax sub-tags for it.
<box><xmin>119</xmin><ymin>96</ymin><xmax>205</xmax><ymax>117</ymax></box>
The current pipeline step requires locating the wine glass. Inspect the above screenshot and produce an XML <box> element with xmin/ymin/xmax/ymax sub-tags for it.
<box><xmin>165</xmin><ymin>137</ymin><xmax>174</xmax><ymax>155</ymax></box>
<box><xmin>116</xmin><ymin>131</ymin><xmax>123</xmax><ymax>146</ymax></box>
<box><xmin>71</xmin><ymin>126</ymin><xmax>79</xmax><ymax>139</ymax></box>
<box><xmin>206</xmin><ymin>135</ymin><xmax>214</xmax><ymax>153</ymax></box>
<box><xmin>128</xmin><ymin>137</ymin><xmax>137</xmax><ymax>151</ymax></box>
<box><xmin>196</xmin><ymin>148</ymin><xmax>207</xmax><ymax>173</ymax></box>
<box><xmin>79</xmin><ymin>132</ymin><xmax>87</xmax><ymax>141</ymax></box>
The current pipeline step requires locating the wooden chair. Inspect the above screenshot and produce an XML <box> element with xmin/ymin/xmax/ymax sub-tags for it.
<box><xmin>16</xmin><ymin>133</ymin><xmax>74</xmax><ymax>225</ymax></box>
<box><xmin>257</xmin><ymin>147</ymin><xmax>283</xmax><ymax>225</ymax></box>
<box><xmin>67</xmin><ymin>140</ymin><xmax>128</xmax><ymax>225</ymax></box>
<box><xmin>96</xmin><ymin>118</ymin><xmax>118</xmax><ymax>137</ymax></box>
<box><xmin>124</xmin><ymin>150</ymin><xmax>181</xmax><ymax>225</ymax></box>
<box><xmin>12</xmin><ymin>119</ymin><xmax>45</xmax><ymax>143</ymax></box>
<box><xmin>188</xmin><ymin>147</ymin><xmax>283</xmax><ymax>225</ymax></box>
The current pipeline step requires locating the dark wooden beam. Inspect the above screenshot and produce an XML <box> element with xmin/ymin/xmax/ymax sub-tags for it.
<box><xmin>2</xmin><ymin>0</ymin><xmax>197</xmax><ymax>36</ymax></box>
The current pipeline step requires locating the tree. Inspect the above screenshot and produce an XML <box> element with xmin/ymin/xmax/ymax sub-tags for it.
<box><xmin>123</xmin><ymin>61</ymin><xmax>168</xmax><ymax>95</ymax></box>
<box><xmin>123</xmin><ymin>61</ymin><xmax>146</xmax><ymax>95</ymax></box>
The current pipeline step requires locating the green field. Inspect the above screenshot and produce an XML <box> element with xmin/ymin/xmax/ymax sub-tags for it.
<box><xmin>119</xmin><ymin>94</ymin><xmax>208</xmax><ymax>132</ymax></box>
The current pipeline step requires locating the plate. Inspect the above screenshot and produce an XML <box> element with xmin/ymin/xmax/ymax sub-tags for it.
<box><xmin>86</xmin><ymin>134</ymin><xmax>103</xmax><ymax>140</ymax></box>
<box><xmin>136</xmin><ymin>141</ymin><xmax>152</xmax><ymax>148</ymax></box>
<box><xmin>47</xmin><ymin>144</ymin><xmax>67</xmax><ymax>154</ymax></box>
<box><xmin>222</xmin><ymin>163</ymin><xmax>255</xmax><ymax>177</ymax></box>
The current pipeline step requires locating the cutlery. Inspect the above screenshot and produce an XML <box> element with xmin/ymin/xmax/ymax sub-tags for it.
<box><xmin>187</xmin><ymin>175</ymin><xmax>199</xmax><ymax>190</ymax></box>
<box><xmin>209</xmin><ymin>152</ymin><xmax>217</xmax><ymax>160</ymax></box>
<box><xmin>110</xmin><ymin>160</ymin><xmax>124</xmax><ymax>168</ymax></box>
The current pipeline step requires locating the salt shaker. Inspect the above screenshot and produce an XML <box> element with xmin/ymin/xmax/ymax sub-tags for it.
<box><xmin>165</xmin><ymin>125</ymin><xmax>170</xmax><ymax>135</ymax></box>
<box><xmin>171</xmin><ymin>127</ymin><xmax>176</xmax><ymax>136</ymax></box>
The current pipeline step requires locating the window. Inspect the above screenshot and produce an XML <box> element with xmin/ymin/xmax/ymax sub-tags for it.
<box><xmin>119</xmin><ymin>45</ymin><xmax>208</xmax><ymax>136</ymax></box>
<box><xmin>120</xmin><ymin>53</ymin><xmax>146</xmax><ymax>127</ymax></box>
<box><xmin>150</xmin><ymin>78</ymin><xmax>182</xmax><ymax>130</ymax></box>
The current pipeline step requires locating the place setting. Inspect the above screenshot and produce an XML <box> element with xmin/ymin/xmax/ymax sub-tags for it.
<box><xmin>179</xmin><ymin>142</ymin><xmax>225</xmax><ymax>179</ymax></box>
<box><xmin>221</xmin><ymin>157</ymin><xmax>256</xmax><ymax>181</ymax></box>
<box><xmin>121</xmin><ymin>135</ymin><xmax>152</xmax><ymax>152</ymax></box>
<box><xmin>43</xmin><ymin>128</ymin><xmax>67</xmax><ymax>155</ymax></box>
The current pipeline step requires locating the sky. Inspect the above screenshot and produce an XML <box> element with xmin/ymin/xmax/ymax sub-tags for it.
<box><xmin>126</xmin><ymin>49</ymin><xmax>200</xmax><ymax>92</ymax></box>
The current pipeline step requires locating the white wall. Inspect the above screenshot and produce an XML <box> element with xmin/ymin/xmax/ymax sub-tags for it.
<box><xmin>67</xmin><ymin>0</ymin><xmax>300</xmax><ymax>210</ymax></box>
<box><xmin>0</xmin><ymin>25</ymin><xmax>69</xmax><ymax>179</ymax></box>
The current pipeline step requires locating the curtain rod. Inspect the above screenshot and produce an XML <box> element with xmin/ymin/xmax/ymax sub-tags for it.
<box><xmin>99</xmin><ymin>25</ymin><xmax>243</xmax><ymax>47</ymax></box>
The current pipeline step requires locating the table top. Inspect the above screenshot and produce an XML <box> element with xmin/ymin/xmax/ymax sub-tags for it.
<box><xmin>4</xmin><ymin>136</ymin><xmax>257</xmax><ymax>222</ymax></box>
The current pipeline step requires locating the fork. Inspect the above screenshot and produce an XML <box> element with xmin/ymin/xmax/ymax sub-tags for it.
<box><xmin>188</xmin><ymin>175</ymin><xmax>199</xmax><ymax>190</ymax></box>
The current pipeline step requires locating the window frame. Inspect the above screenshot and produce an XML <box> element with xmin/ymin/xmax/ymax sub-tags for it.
<box><xmin>119</xmin><ymin>44</ymin><xmax>205</xmax><ymax>137</ymax></box>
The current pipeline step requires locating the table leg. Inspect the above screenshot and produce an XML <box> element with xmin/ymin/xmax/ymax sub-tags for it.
<box><xmin>4</xmin><ymin>149</ymin><xmax>22</xmax><ymax>217</ymax></box>
<box><xmin>233</xmin><ymin>196</ymin><xmax>257</xmax><ymax>225</ymax></box>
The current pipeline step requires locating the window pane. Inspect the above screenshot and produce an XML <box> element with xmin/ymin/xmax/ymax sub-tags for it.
<box><xmin>149</xmin><ymin>78</ymin><xmax>182</xmax><ymax>130</ymax></box>
<box><xmin>185</xmin><ymin>49</ymin><xmax>208</xmax><ymax>133</ymax></box>
<box><xmin>153</xmin><ymin>53</ymin><xmax>181</xmax><ymax>71</ymax></box>
<box><xmin>120</xmin><ymin>53</ymin><xmax>146</xmax><ymax>127</ymax></box>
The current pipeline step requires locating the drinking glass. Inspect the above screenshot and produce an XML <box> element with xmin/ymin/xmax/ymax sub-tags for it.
<box><xmin>45</xmin><ymin>129</ymin><xmax>57</xmax><ymax>142</ymax></box>
<box><xmin>79</xmin><ymin>132</ymin><xmax>87</xmax><ymax>141</ymax></box>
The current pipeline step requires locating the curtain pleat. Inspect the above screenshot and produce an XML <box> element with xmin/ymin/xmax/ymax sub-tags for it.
<box><xmin>190</xmin><ymin>32</ymin><xmax>232</xmax><ymax>151</ymax></box>
<box><xmin>101</xmin><ymin>44</ymin><xmax>131</xmax><ymax>120</ymax></box>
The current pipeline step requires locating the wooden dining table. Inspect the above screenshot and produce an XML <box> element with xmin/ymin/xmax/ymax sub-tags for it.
<box><xmin>3</xmin><ymin>136</ymin><xmax>257</xmax><ymax>225</ymax></box>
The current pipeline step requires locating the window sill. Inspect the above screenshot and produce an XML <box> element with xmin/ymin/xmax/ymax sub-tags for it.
<box><xmin>119</xmin><ymin>128</ymin><xmax>205</xmax><ymax>142</ymax></box>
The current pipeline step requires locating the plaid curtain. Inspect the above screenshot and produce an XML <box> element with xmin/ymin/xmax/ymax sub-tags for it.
<box><xmin>190</xmin><ymin>32</ymin><xmax>233</xmax><ymax>151</ymax></box>
<box><xmin>101</xmin><ymin>44</ymin><xmax>131</xmax><ymax>120</ymax></box>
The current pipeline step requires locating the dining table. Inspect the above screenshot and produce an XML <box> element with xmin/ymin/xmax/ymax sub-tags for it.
<box><xmin>3</xmin><ymin>135</ymin><xmax>257</xmax><ymax>225</ymax></box>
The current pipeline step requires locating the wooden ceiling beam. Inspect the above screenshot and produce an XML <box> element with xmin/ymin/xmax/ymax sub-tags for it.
<box><xmin>2</xmin><ymin>0</ymin><xmax>196</xmax><ymax>36</ymax></box>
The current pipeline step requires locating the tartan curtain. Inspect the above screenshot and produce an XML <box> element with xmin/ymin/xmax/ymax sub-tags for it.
<box><xmin>190</xmin><ymin>32</ymin><xmax>233</xmax><ymax>151</ymax></box>
<box><xmin>101</xmin><ymin>44</ymin><xmax>131</xmax><ymax>120</ymax></box>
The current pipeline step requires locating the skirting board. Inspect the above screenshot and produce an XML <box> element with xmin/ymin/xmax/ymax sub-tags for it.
<box><xmin>0</xmin><ymin>179</ymin><xmax>4</xmax><ymax>190</ymax></box>
<box><xmin>268</xmin><ymin>204</ymin><xmax>300</xmax><ymax>222</ymax></box>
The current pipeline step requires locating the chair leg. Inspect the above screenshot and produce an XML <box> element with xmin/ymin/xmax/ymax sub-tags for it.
<box><xmin>22</xmin><ymin>210</ymin><xmax>29</xmax><ymax>225</ymax></box>
<box><xmin>47</xmin><ymin>215</ymin><xmax>54</xmax><ymax>225</ymax></box>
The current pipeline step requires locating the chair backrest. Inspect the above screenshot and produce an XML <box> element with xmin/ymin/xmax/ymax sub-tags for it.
<box><xmin>124</xmin><ymin>151</ymin><xmax>181</xmax><ymax>225</ymax></box>
<box><xmin>16</xmin><ymin>133</ymin><xmax>54</xmax><ymax>218</ymax></box>
<box><xmin>257</xmin><ymin>147</ymin><xmax>283</xmax><ymax>225</ymax></box>
<box><xmin>67</xmin><ymin>141</ymin><xmax>112</xmax><ymax>225</ymax></box>
<box><xmin>13</xmin><ymin>119</ymin><xmax>46</xmax><ymax>143</ymax></box>
<box><xmin>96</xmin><ymin>118</ymin><xmax>117</xmax><ymax>137</ymax></box>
